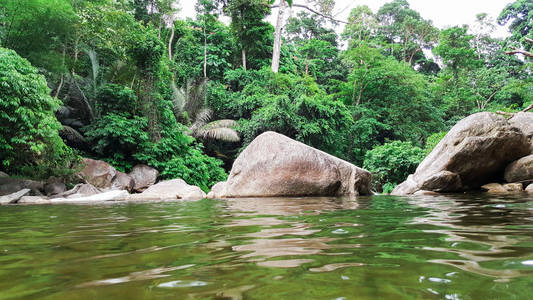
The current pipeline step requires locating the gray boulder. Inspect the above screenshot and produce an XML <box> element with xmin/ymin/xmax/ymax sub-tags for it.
<box><xmin>526</xmin><ymin>184</ymin><xmax>533</xmax><ymax>193</ymax></box>
<box><xmin>509</xmin><ymin>112</ymin><xmax>533</xmax><ymax>153</ymax></box>
<box><xmin>78</xmin><ymin>158</ymin><xmax>116</xmax><ymax>188</ymax></box>
<box><xmin>207</xmin><ymin>131</ymin><xmax>372</xmax><ymax>198</ymax></box>
<box><xmin>0</xmin><ymin>178</ymin><xmax>44</xmax><ymax>196</ymax></box>
<box><xmin>128</xmin><ymin>179</ymin><xmax>205</xmax><ymax>201</ymax></box>
<box><xmin>393</xmin><ymin>112</ymin><xmax>530</xmax><ymax>195</ymax></box>
<box><xmin>0</xmin><ymin>189</ymin><xmax>30</xmax><ymax>204</ymax></box>
<box><xmin>50</xmin><ymin>183</ymin><xmax>101</xmax><ymax>199</ymax></box>
<box><xmin>111</xmin><ymin>171</ymin><xmax>135</xmax><ymax>192</ymax></box>
<box><xmin>0</xmin><ymin>171</ymin><xmax>8</xmax><ymax>178</ymax></box>
<box><xmin>504</xmin><ymin>154</ymin><xmax>533</xmax><ymax>183</ymax></box>
<box><xmin>129</xmin><ymin>164</ymin><xmax>159</xmax><ymax>192</ymax></box>
<box><xmin>44</xmin><ymin>182</ymin><xmax>67</xmax><ymax>196</ymax></box>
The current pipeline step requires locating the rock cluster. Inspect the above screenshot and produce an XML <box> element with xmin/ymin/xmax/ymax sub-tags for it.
<box><xmin>393</xmin><ymin>112</ymin><xmax>533</xmax><ymax>195</ymax></box>
<box><xmin>1</xmin><ymin>160</ymin><xmax>204</xmax><ymax>205</ymax></box>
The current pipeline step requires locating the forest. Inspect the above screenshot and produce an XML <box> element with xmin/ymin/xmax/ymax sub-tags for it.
<box><xmin>0</xmin><ymin>0</ymin><xmax>531</xmax><ymax>193</ymax></box>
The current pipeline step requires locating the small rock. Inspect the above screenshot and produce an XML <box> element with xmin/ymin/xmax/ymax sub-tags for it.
<box><xmin>18</xmin><ymin>196</ymin><xmax>51</xmax><ymax>204</ymax></box>
<box><xmin>503</xmin><ymin>183</ymin><xmax>523</xmax><ymax>192</ymax></box>
<box><xmin>481</xmin><ymin>183</ymin><xmax>507</xmax><ymax>193</ymax></box>
<box><xmin>44</xmin><ymin>182</ymin><xmax>67</xmax><ymax>196</ymax></box>
<box><xmin>0</xmin><ymin>189</ymin><xmax>30</xmax><ymax>204</ymax></box>
<box><xmin>129</xmin><ymin>164</ymin><xmax>159</xmax><ymax>192</ymax></box>
<box><xmin>0</xmin><ymin>171</ymin><xmax>8</xmax><ymax>178</ymax></box>
<box><xmin>525</xmin><ymin>184</ymin><xmax>533</xmax><ymax>193</ymax></box>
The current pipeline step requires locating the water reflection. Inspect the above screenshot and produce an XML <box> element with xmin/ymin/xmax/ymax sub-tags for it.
<box><xmin>224</xmin><ymin>197</ymin><xmax>362</xmax><ymax>268</ymax></box>
<box><xmin>408</xmin><ymin>194</ymin><xmax>533</xmax><ymax>280</ymax></box>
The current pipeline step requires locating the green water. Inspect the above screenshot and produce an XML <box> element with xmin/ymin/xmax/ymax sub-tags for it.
<box><xmin>1</xmin><ymin>195</ymin><xmax>533</xmax><ymax>299</ymax></box>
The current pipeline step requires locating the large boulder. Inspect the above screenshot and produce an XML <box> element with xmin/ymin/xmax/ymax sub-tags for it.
<box><xmin>129</xmin><ymin>164</ymin><xmax>159</xmax><ymax>192</ymax></box>
<box><xmin>207</xmin><ymin>131</ymin><xmax>372</xmax><ymax>198</ymax></box>
<box><xmin>504</xmin><ymin>154</ymin><xmax>533</xmax><ymax>183</ymax></box>
<box><xmin>111</xmin><ymin>171</ymin><xmax>135</xmax><ymax>192</ymax></box>
<box><xmin>392</xmin><ymin>112</ymin><xmax>530</xmax><ymax>195</ymax></box>
<box><xmin>78</xmin><ymin>158</ymin><xmax>116</xmax><ymax>188</ymax></box>
<box><xmin>128</xmin><ymin>179</ymin><xmax>205</xmax><ymax>201</ymax></box>
<box><xmin>0</xmin><ymin>177</ymin><xmax>44</xmax><ymax>196</ymax></box>
<box><xmin>509</xmin><ymin>112</ymin><xmax>533</xmax><ymax>153</ymax></box>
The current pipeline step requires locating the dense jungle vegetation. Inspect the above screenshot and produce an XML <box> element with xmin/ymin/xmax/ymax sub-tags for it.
<box><xmin>0</xmin><ymin>0</ymin><xmax>531</xmax><ymax>192</ymax></box>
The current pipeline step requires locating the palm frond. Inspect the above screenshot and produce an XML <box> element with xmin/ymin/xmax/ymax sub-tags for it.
<box><xmin>194</xmin><ymin>119</ymin><xmax>240</xmax><ymax>142</ymax></box>
<box><xmin>196</xmin><ymin>127</ymin><xmax>240</xmax><ymax>142</ymax></box>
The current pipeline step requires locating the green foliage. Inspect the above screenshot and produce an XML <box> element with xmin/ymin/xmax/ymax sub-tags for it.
<box><xmin>424</xmin><ymin>131</ymin><xmax>447</xmax><ymax>155</ymax></box>
<box><xmin>0</xmin><ymin>48</ymin><xmax>77</xmax><ymax>177</ymax></box>
<box><xmin>363</xmin><ymin>141</ymin><xmax>425</xmax><ymax>193</ymax></box>
<box><xmin>96</xmin><ymin>84</ymin><xmax>138</xmax><ymax>116</ymax></box>
<box><xmin>134</xmin><ymin>128</ymin><xmax>227</xmax><ymax>192</ymax></box>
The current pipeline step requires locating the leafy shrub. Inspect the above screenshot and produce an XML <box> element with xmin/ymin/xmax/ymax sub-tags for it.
<box><xmin>424</xmin><ymin>131</ymin><xmax>447</xmax><ymax>155</ymax></box>
<box><xmin>134</xmin><ymin>128</ymin><xmax>227</xmax><ymax>192</ymax></box>
<box><xmin>363</xmin><ymin>141</ymin><xmax>426</xmax><ymax>193</ymax></box>
<box><xmin>0</xmin><ymin>47</ymin><xmax>77</xmax><ymax>177</ymax></box>
<box><xmin>96</xmin><ymin>84</ymin><xmax>138</xmax><ymax>116</ymax></box>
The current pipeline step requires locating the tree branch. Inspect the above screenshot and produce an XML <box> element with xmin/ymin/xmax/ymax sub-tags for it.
<box><xmin>271</xmin><ymin>3</ymin><xmax>348</xmax><ymax>24</ymax></box>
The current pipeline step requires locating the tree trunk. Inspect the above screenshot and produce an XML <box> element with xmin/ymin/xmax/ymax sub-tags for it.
<box><xmin>168</xmin><ymin>23</ymin><xmax>175</xmax><ymax>60</ymax></box>
<box><xmin>271</xmin><ymin>0</ymin><xmax>287</xmax><ymax>73</ymax></box>
<box><xmin>204</xmin><ymin>24</ymin><xmax>208</xmax><ymax>77</ymax></box>
<box><xmin>242</xmin><ymin>48</ymin><xmax>247</xmax><ymax>71</ymax></box>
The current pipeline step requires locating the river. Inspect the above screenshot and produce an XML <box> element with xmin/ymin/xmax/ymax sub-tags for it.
<box><xmin>1</xmin><ymin>194</ymin><xmax>532</xmax><ymax>299</ymax></box>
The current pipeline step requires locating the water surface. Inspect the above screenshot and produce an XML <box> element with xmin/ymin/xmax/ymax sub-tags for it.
<box><xmin>1</xmin><ymin>194</ymin><xmax>533</xmax><ymax>299</ymax></box>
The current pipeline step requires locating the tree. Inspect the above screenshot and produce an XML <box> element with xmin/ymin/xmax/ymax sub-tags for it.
<box><xmin>342</xmin><ymin>5</ymin><xmax>377</xmax><ymax>47</ymax></box>
<box><xmin>375</xmin><ymin>0</ymin><xmax>439</xmax><ymax>65</ymax></box>
<box><xmin>498</xmin><ymin>0</ymin><xmax>533</xmax><ymax>51</ymax></box>
<box><xmin>223</xmin><ymin>0</ymin><xmax>272</xmax><ymax>70</ymax></box>
<box><xmin>0</xmin><ymin>48</ymin><xmax>75</xmax><ymax>175</ymax></box>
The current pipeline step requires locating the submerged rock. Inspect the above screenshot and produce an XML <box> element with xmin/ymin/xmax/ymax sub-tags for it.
<box><xmin>78</xmin><ymin>158</ymin><xmax>117</xmax><ymax>188</ymax></box>
<box><xmin>504</xmin><ymin>154</ymin><xmax>533</xmax><ymax>183</ymax></box>
<box><xmin>0</xmin><ymin>189</ymin><xmax>30</xmax><ymax>204</ymax></box>
<box><xmin>393</xmin><ymin>112</ymin><xmax>530</xmax><ymax>195</ymax></box>
<box><xmin>129</xmin><ymin>164</ymin><xmax>159</xmax><ymax>192</ymax></box>
<box><xmin>208</xmin><ymin>131</ymin><xmax>372</xmax><ymax>198</ymax></box>
<box><xmin>128</xmin><ymin>179</ymin><xmax>205</xmax><ymax>201</ymax></box>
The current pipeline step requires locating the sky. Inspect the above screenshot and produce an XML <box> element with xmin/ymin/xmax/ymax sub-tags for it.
<box><xmin>177</xmin><ymin>0</ymin><xmax>515</xmax><ymax>38</ymax></box>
